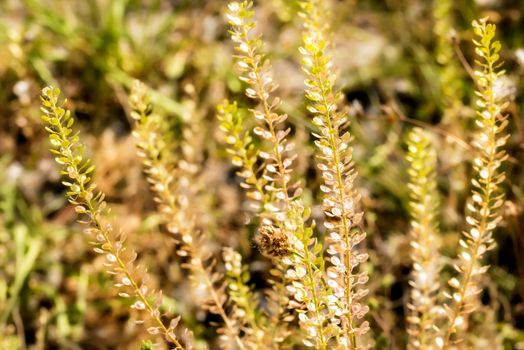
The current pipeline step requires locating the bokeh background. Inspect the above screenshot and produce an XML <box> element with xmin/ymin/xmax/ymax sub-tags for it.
<box><xmin>0</xmin><ymin>0</ymin><xmax>523</xmax><ymax>349</ymax></box>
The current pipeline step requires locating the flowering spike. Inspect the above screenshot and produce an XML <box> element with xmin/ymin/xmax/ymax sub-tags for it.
<box><xmin>129</xmin><ymin>81</ymin><xmax>245</xmax><ymax>349</ymax></box>
<box><xmin>405</xmin><ymin>127</ymin><xmax>443</xmax><ymax>349</ymax></box>
<box><xmin>41</xmin><ymin>86</ymin><xmax>188</xmax><ymax>350</ymax></box>
<box><xmin>440</xmin><ymin>18</ymin><xmax>510</xmax><ymax>349</ymax></box>
<box><xmin>299</xmin><ymin>0</ymin><xmax>369</xmax><ymax>347</ymax></box>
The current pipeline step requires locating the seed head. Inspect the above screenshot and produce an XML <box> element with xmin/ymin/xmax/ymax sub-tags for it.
<box><xmin>255</xmin><ymin>225</ymin><xmax>290</xmax><ymax>258</ymax></box>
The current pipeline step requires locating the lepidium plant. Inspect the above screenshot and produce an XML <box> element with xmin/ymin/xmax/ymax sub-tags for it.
<box><xmin>225</xmin><ymin>1</ymin><xmax>511</xmax><ymax>350</ymax></box>
<box><xmin>40</xmin><ymin>87</ymin><xmax>191</xmax><ymax>350</ymax></box>
<box><xmin>129</xmin><ymin>80</ymin><xmax>248</xmax><ymax>349</ymax></box>
<box><xmin>225</xmin><ymin>0</ymin><xmax>370</xmax><ymax>348</ymax></box>
<box><xmin>403</xmin><ymin>17</ymin><xmax>510</xmax><ymax>350</ymax></box>
<box><xmin>224</xmin><ymin>0</ymin><xmax>327</xmax><ymax>345</ymax></box>
<box><xmin>38</xmin><ymin>1</ymin><xmax>513</xmax><ymax>348</ymax></box>
<box><xmin>405</xmin><ymin>127</ymin><xmax>443</xmax><ymax>349</ymax></box>
<box><xmin>438</xmin><ymin>18</ymin><xmax>510</xmax><ymax>349</ymax></box>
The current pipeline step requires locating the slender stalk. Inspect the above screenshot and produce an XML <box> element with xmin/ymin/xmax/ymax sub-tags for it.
<box><xmin>129</xmin><ymin>81</ymin><xmax>244</xmax><ymax>349</ymax></box>
<box><xmin>227</xmin><ymin>3</ymin><xmax>301</xmax><ymax>346</ymax></box>
<box><xmin>40</xmin><ymin>86</ymin><xmax>186</xmax><ymax>350</ymax></box>
<box><xmin>299</xmin><ymin>0</ymin><xmax>369</xmax><ymax>347</ymax></box>
<box><xmin>440</xmin><ymin>18</ymin><xmax>509</xmax><ymax>349</ymax></box>
<box><xmin>405</xmin><ymin>127</ymin><xmax>442</xmax><ymax>349</ymax></box>
<box><xmin>303</xmin><ymin>241</ymin><xmax>327</xmax><ymax>350</ymax></box>
<box><xmin>240</xmin><ymin>26</ymin><xmax>291</xmax><ymax>208</ymax></box>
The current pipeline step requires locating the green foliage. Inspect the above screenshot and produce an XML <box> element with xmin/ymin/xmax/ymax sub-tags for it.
<box><xmin>433</xmin><ymin>0</ymin><xmax>465</xmax><ymax>121</ymax></box>
<box><xmin>140</xmin><ymin>339</ymin><xmax>155</xmax><ymax>350</ymax></box>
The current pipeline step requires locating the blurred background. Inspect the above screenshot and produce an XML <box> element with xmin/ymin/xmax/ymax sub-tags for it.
<box><xmin>0</xmin><ymin>0</ymin><xmax>523</xmax><ymax>349</ymax></box>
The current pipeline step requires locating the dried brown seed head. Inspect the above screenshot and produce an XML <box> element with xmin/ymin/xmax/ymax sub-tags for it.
<box><xmin>255</xmin><ymin>225</ymin><xmax>290</xmax><ymax>258</ymax></box>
